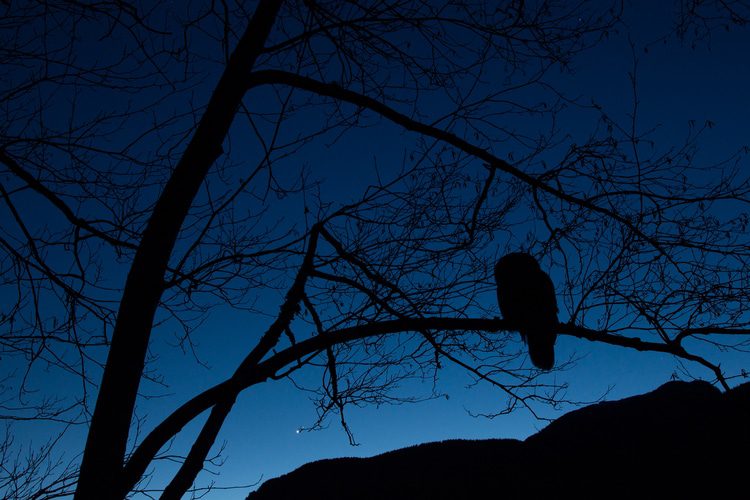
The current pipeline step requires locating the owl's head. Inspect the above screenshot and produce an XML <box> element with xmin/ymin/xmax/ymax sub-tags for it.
<box><xmin>494</xmin><ymin>252</ymin><xmax>541</xmax><ymax>281</ymax></box>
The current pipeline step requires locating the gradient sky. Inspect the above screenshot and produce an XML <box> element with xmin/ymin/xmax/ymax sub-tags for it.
<box><xmin>168</xmin><ymin>3</ymin><xmax>750</xmax><ymax>495</ymax></box>
<box><xmin>6</xmin><ymin>1</ymin><xmax>750</xmax><ymax>498</ymax></box>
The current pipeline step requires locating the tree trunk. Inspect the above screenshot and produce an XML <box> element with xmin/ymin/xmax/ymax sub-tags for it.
<box><xmin>74</xmin><ymin>2</ymin><xmax>283</xmax><ymax>497</ymax></box>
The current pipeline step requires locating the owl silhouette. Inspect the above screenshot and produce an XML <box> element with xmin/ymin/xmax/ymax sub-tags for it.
<box><xmin>494</xmin><ymin>252</ymin><xmax>558</xmax><ymax>370</ymax></box>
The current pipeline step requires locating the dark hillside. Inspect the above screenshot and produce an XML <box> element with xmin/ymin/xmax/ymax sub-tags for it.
<box><xmin>247</xmin><ymin>380</ymin><xmax>750</xmax><ymax>499</ymax></box>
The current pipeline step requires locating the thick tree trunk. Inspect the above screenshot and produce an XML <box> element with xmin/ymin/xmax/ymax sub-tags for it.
<box><xmin>74</xmin><ymin>2</ymin><xmax>283</xmax><ymax>498</ymax></box>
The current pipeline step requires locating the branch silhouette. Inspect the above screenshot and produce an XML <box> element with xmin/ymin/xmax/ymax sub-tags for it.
<box><xmin>123</xmin><ymin>311</ymin><xmax>731</xmax><ymax>493</ymax></box>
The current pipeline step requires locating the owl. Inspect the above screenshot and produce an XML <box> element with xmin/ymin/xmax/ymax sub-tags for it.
<box><xmin>494</xmin><ymin>252</ymin><xmax>558</xmax><ymax>370</ymax></box>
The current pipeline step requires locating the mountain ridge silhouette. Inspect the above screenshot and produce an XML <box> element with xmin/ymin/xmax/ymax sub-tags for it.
<box><xmin>247</xmin><ymin>380</ymin><xmax>749</xmax><ymax>499</ymax></box>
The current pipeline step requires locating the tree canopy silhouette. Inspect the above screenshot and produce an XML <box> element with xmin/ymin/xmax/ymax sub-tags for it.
<box><xmin>1</xmin><ymin>1</ymin><xmax>749</xmax><ymax>498</ymax></box>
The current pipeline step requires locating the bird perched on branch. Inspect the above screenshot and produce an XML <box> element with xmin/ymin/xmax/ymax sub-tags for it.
<box><xmin>494</xmin><ymin>252</ymin><xmax>558</xmax><ymax>370</ymax></box>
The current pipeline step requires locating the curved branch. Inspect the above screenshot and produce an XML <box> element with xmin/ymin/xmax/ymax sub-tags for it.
<box><xmin>125</xmin><ymin>223</ymin><xmax>322</xmax><ymax>496</ymax></box>
<box><xmin>245</xmin><ymin>70</ymin><xmax>670</xmax><ymax>258</ymax></box>
<box><xmin>123</xmin><ymin>316</ymin><xmax>731</xmax><ymax>489</ymax></box>
<box><xmin>0</xmin><ymin>150</ymin><xmax>137</xmax><ymax>251</ymax></box>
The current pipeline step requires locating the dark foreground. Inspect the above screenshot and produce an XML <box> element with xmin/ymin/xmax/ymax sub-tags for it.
<box><xmin>248</xmin><ymin>380</ymin><xmax>750</xmax><ymax>499</ymax></box>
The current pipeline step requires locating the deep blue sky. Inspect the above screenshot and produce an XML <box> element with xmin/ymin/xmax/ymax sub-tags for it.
<box><xmin>181</xmin><ymin>3</ymin><xmax>750</xmax><ymax>496</ymax></box>
<box><xmin>5</xmin><ymin>1</ymin><xmax>750</xmax><ymax>498</ymax></box>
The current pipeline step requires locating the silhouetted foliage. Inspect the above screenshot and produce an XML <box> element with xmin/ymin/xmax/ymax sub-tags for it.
<box><xmin>1</xmin><ymin>0</ymin><xmax>749</xmax><ymax>497</ymax></box>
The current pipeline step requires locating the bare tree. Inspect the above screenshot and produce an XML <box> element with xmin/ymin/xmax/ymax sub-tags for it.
<box><xmin>1</xmin><ymin>0</ymin><xmax>749</xmax><ymax>498</ymax></box>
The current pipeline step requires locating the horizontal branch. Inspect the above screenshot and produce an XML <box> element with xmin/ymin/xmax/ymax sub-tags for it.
<box><xmin>674</xmin><ymin>326</ymin><xmax>750</xmax><ymax>344</ymax></box>
<box><xmin>123</xmin><ymin>315</ymin><xmax>725</xmax><ymax>489</ymax></box>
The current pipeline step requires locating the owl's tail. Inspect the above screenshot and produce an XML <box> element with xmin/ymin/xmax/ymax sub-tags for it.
<box><xmin>525</xmin><ymin>329</ymin><xmax>556</xmax><ymax>370</ymax></box>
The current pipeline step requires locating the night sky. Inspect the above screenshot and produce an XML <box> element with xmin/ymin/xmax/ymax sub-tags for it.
<box><xmin>2</xmin><ymin>1</ymin><xmax>750</xmax><ymax>498</ymax></box>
